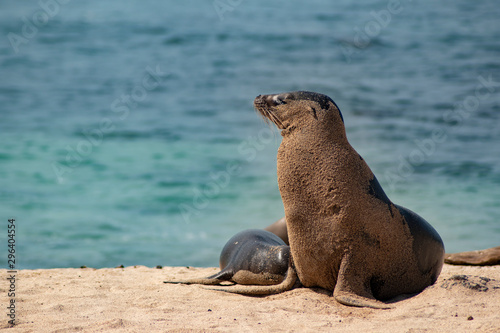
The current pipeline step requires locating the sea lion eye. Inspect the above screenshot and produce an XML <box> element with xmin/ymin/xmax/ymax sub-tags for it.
<box><xmin>273</xmin><ymin>95</ymin><xmax>286</xmax><ymax>105</ymax></box>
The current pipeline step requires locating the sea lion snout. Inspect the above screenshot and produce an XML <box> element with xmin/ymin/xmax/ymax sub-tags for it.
<box><xmin>254</xmin><ymin>94</ymin><xmax>288</xmax><ymax>108</ymax></box>
<box><xmin>254</xmin><ymin>94</ymin><xmax>286</xmax><ymax>129</ymax></box>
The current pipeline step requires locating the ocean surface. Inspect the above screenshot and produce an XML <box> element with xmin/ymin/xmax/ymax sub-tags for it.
<box><xmin>1</xmin><ymin>0</ymin><xmax>499</xmax><ymax>269</ymax></box>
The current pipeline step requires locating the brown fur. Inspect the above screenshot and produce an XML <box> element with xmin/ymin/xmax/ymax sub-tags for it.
<box><xmin>255</xmin><ymin>91</ymin><xmax>445</xmax><ymax>308</ymax></box>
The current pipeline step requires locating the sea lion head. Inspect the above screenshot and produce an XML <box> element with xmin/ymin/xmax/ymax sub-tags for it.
<box><xmin>254</xmin><ymin>91</ymin><xmax>344</xmax><ymax>136</ymax></box>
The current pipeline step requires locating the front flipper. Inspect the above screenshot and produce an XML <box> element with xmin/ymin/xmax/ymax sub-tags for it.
<box><xmin>163</xmin><ymin>269</ymin><xmax>234</xmax><ymax>286</ymax></box>
<box><xmin>334</xmin><ymin>290</ymin><xmax>390</xmax><ymax>309</ymax></box>
<box><xmin>204</xmin><ymin>265</ymin><xmax>297</xmax><ymax>296</ymax></box>
<box><xmin>333</xmin><ymin>257</ymin><xmax>391</xmax><ymax>309</ymax></box>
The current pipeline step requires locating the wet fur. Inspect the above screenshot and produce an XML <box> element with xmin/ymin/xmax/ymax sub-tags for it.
<box><xmin>164</xmin><ymin>229</ymin><xmax>297</xmax><ymax>295</ymax></box>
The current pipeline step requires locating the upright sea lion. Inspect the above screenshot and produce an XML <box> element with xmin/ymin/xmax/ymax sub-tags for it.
<box><xmin>164</xmin><ymin>229</ymin><xmax>297</xmax><ymax>294</ymax></box>
<box><xmin>254</xmin><ymin>91</ymin><xmax>445</xmax><ymax>308</ymax></box>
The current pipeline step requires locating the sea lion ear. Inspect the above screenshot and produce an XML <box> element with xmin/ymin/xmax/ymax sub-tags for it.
<box><xmin>306</xmin><ymin>106</ymin><xmax>318</xmax><ymax>120</ymax></box>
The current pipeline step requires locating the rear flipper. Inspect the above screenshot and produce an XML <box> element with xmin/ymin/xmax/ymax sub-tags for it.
<box><xmin>333</xmin><ymin>257</ymin><xmax>391</xmax><ymax>309</ymax></box>
<box><xmin>163</xmin><ymin>269</ymin><xmax>234</xmax><ymax>286</ymax></box>
<box><xmin>444</xmin><ymin>246</ymin><xmax>500</xmax><ymax>266</ymax></box>
<box><xmin>203</xmin><ymin>265</ymin><xmax>297</xmax><ymax>296</ymax></box>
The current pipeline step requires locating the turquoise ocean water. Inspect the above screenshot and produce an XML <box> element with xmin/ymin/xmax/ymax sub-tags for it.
<box><xmin>1</xmin><ymin>0</ymin><xmax>499</xmax><ymax>269</ymax></box>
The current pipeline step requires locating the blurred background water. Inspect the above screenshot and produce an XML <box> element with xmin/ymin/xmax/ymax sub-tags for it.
<box><xmin>1</xmin><ymin>0</ymin><xmax>499</xmax><ymax>269</ymax></box>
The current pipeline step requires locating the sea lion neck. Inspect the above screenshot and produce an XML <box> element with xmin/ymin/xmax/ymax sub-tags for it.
<box><xmin>280</xmin><ymin>116</ymin><xmax>349</xmax><ymax>147</ymax></box>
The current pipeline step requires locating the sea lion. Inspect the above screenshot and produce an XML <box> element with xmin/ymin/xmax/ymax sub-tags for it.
<box><xmin>264</xmin><ymin>217</ymin><xmax>289</xmax><ymax>245</ymax></box>
<box><xmin>164</xmin><ymin>229</ymin><xmax>297</xmax><ymax>294</ymax></box>
<box><xmin>254</xmin><ymin>91</ymin><xmax>445</xmax><ymax>308</ymax></box>
<box><xmin>445</xmin><ymin>246</ymin><xmax>500</xmax><ymax>265</ymax></box>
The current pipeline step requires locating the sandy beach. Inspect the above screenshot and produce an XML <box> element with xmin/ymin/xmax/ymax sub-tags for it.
<box><xmin>1</xmin><ymin>263</ymin><xmax>499</xmax><ymax>332</ymax></box>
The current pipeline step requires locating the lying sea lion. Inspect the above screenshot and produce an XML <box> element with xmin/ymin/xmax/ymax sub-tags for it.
<box><xmin>254</xmin><ymin>91</ymin><xmax>445</xmax><ymax>308</ymax></box>
<box><xmin>264</xmin><ymin>217</ymin><xmax>289</xmax><ymax>245</ymax></box>
<box><xmin>164</xmin><ymin>229</ymin><xmax>296</xmax><ymax>295</ymax></box>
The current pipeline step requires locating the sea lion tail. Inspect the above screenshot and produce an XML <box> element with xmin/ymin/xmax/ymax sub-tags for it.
<box><xmin>203</xmin><ymin>265</ymin><xmax>297</xmax><ymax>296</ymax></box>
